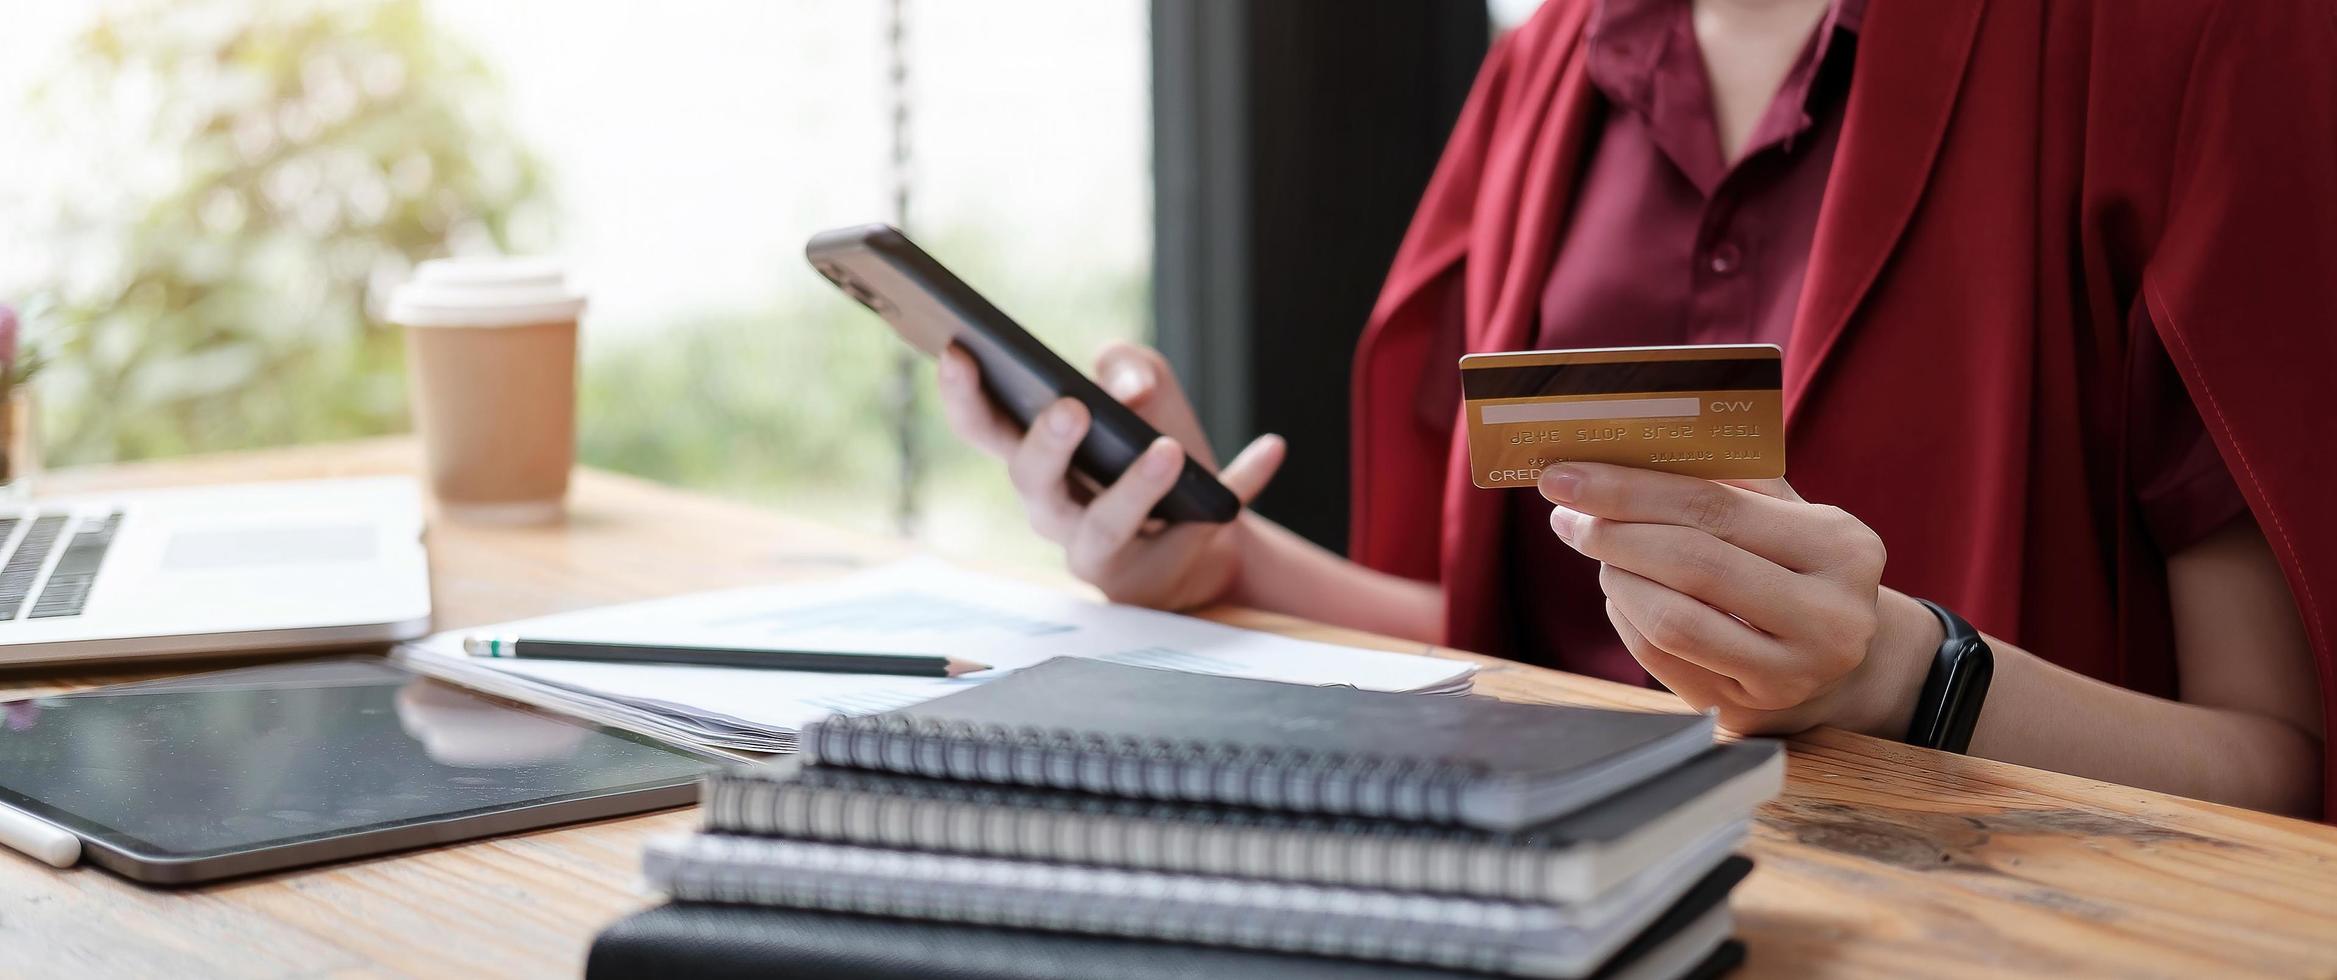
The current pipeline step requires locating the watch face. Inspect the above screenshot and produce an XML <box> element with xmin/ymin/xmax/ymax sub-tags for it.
<box><xmin>1905</xmin><ymin>600</ymin><xmax>1990</xmax><ymax>753</ymax></box>
<box><xmin>1935</xmin><ymin>640</ymin><xmax>1992</xmax><ymax>753</ymax></box>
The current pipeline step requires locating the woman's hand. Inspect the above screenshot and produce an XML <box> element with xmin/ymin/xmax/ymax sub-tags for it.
<box><xmin>935</xmin><ymin>341</ymin><xmax>1285</xmax><ymax>611</ymax></box>
<box><xmin>1537</xmin><ymin>463</ymin><xmax>1940</xmax><ymax>737</ymax></box>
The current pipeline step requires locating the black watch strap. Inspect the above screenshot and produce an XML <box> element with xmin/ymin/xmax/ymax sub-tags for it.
<box><xmin>1905</xmin><ymin>598</ymin><xmax>1993</xmax><ymax>754</ymax></box>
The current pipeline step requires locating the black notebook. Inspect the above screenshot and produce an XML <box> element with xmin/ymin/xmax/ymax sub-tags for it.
<box><xmin>803</xmin><ymin>658</ymin><xmax>1716</xmax><ymax>829</ymax></box>
<box><xmin>594</xmin><ymin>857</ymin><xmax>1753</xmax><ymax>980</ymax></box>
<box><xmin>586</xmin><ymin>911</ymin><xmax>1742</xmax><ymax>980</ymax></box>
<box><xmin>704</xmin><ymin>742</ymin><xmax>1782</xmax><ymax>903</ymax></box>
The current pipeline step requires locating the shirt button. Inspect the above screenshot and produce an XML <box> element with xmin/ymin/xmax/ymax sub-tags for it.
<box><xmin>1707</xmin><ymin>243</ymin><xmax>1742</xmax><ymax>276</ymax></box>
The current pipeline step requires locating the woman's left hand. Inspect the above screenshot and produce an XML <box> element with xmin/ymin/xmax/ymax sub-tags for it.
<box><xmin>1538</xmin><ymin>462</ymin><xmax>1941</xmax><ymax>737</ymax></box>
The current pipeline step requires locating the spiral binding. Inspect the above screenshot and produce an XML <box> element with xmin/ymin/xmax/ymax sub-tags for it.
<box><xmin>704</xmin><ymin>775</ymin><xmax>1582</xmax><ymax>902</ymax></box>
<box><xmin>802</xmin><ymin>714</ymin><xmax>1490</xmax><ymax>824</ymax></box>
<box><xmin>646</xmin><ymin>835</ymin><xmax>1541</xmax><ymax>975</ymax></box>
<box><xmin>737</xmin><ymin>764</ymin><xmax>1539</xmax><ymax>841</ymax></box>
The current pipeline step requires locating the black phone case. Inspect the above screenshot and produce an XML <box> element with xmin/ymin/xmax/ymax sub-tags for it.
<box><xmin>806</xmin><ymin>224</ymin><xmax>1239</xmax><ymax>524</ymax></box>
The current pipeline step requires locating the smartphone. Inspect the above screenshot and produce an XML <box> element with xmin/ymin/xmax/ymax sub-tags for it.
<box><xmin>806</xmin><ymin>224</ymin><xmax>1241</xmax><ymax>524</ymax></box>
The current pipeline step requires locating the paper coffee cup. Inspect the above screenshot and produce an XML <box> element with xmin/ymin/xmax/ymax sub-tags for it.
<box><xmin>391</xmin><ymin>257</ymin><xmax>584</xmax><ymax>525</ymax></box>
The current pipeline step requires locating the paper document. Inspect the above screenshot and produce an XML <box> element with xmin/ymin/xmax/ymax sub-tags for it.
<box><xmin>394</xmin><ymin>559</ymin><xmax>1474</xmax><ymax>753</ymax></box>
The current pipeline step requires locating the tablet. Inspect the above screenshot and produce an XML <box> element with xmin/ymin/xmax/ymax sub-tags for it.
<box><xmin>0</xmin><ymin>658</ymin><xmax>725</xmax><ymax>885</ymax></box>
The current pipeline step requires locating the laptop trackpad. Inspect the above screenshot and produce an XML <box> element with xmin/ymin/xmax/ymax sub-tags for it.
<box><xmin>163</xmin><ymin>525</ymin><xmax>378</xmax><ymax>570</ymax></box>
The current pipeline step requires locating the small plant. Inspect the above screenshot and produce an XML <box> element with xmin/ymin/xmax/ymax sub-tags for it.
<box><xmin>0</xmin><ymin>299</ymin><xmax>54</xmax><ymax>390</ymax></box>
<box><xmin>0</xmin><ymin>300</ymin><xmax>44</xmax><ymax>487</ymax></box>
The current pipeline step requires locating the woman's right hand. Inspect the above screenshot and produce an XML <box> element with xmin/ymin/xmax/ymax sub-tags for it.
<box><xmin>934</xmin><ymin>341</ymin><xmax>1285</xmax><ymax>611</ymax></box>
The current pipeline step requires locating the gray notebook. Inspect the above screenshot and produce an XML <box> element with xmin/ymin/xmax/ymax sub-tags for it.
<box><xmin>642</xmin><ymin>834</ymin><xmax>1751</xmax><ymax>979</ymax></box>
<box><xmin>803</xmin><ymin>658</ymin><xmax>1716</xmax><ymax>829</ymax></box>
<box><xmin>704</xmin><ymin>741</ymin><xmax>1782</xmax><ymax>903</ymax></box>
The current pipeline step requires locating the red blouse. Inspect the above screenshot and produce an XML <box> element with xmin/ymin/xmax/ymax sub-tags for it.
<box><xmin>1501</xmin><ymin>0</ymin><xmax>2245</xmax><ymax>681</ymax></box>
<box><xmin>1348</xmin><ymin>0</ymin><xmax>2337</xmax><ymax>816</ymax></box>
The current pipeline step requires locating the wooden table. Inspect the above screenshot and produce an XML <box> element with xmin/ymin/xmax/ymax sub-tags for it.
<box><xmin>3</xmin><ymin>439</ymin><xmax>2334</xmax><ymax>979</ymax></box>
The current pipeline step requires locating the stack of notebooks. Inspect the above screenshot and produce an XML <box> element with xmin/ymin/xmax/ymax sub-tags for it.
<box><xmin>588</xmin><ymin>659</ymin><xmax>1783</xmax><ymax>980</ymax></box>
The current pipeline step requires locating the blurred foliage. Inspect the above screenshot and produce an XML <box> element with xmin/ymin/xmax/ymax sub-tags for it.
<box><xmin>18</xmin><ymin>0</ymin><xmax>550</xmax><ymax>465</ymax></box>
<box><xmin>9</xmin><ymin>0</ymin><xmax>1152</xmax><ymax>559</ymax></box>
<box><xmin>580</xmin><ymin>232</ymin><xmax>1149</xmax><ymax>552</ymax></box>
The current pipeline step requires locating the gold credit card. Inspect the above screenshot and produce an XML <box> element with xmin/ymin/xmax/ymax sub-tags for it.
<box><xmin>1461</xmin><ymin>344</ymin><xmax>1785</xmax><ymax>488</ymax></box>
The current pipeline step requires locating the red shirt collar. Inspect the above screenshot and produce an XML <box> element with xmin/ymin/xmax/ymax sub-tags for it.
<box><xmin>1585</xmin><ymin>0</ymin><xmax>1863</xmax><ymax>190</ymax></box>
<box><xmin>1586</xmin><ymin>0</ymin><xmax>1864</xmax><ymax>109</ymax></box>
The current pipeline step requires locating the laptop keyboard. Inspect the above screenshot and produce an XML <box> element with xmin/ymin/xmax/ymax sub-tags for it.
<box><xmin>0</xmin><ymin>511</ymin><xmax>123</xmax><ymax>621</ymax></box>
<box><xmin>31</xmin><ymin>512</ymin><xmax>123</xmax><ymax>619</ymax></box>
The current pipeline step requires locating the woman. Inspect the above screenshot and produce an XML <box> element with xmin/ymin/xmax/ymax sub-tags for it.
<box><xmin>937</xmin><ymin>0</ymin><xmax>2337</xmax><ymax>817</ymax></box>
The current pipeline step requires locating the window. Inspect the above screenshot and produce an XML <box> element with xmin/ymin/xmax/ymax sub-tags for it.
<box><xmin>0</xmin><ymin>0</ymin><xmax>1150</xmax><ymax>562</ymax></box>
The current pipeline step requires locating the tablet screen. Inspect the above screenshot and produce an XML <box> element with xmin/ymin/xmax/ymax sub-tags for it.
<box><xmin>0</xmin><ymin>658</ymin><xmax>717</xmax><ymax>863</ymax></box>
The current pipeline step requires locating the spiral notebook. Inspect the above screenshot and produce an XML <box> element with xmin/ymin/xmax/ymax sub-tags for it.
<box><xmin>641</xmin><ymin>835</ymin><xmax>1751</xmax><ymax>979</ymax></box>
<box><xmin>802</xmin><ymin>658</ymin><xmax>1716</xmax><ymax>830</ymax></box>
<box><xmin>702</xmin><ymin>741</ymin><xmax>1781</xmax><ymax>903</ymax></box>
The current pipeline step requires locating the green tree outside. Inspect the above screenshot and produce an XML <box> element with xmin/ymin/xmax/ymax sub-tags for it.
<box><xmin>17</xmin><ymin>0</ymin><xmax>552</xmax><ymax>463</ymax></box>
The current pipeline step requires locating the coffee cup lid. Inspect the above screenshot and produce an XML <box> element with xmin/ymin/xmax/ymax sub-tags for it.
<box><xmin>388</xmin><ymin>257</ymin><xmax>586</xmax><ymax>328</ymax></box>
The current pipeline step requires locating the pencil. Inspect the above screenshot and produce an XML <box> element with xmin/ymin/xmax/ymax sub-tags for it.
<box><xmin>460</xmin><ymin>635</ymin><xmax>990</xmax><ymax>677</ymax></box>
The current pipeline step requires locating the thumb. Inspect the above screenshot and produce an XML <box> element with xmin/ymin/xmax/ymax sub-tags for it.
<box><xmin>1217</xmin><ymin>434</ymin><xmax>1287</xmax><ymax>505</ymax></box>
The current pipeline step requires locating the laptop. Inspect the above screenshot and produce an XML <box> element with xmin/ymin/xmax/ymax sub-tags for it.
<box><xmin>0</xmin><ymin>477</ymin><xmax>431</xmax><ymax>667</ymax></box>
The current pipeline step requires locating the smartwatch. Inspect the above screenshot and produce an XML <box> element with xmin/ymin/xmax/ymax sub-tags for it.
<box><xmin>1905</xmin><ymin>599</ymin><xmax>1993</xmax><ymax>754</ymax></box>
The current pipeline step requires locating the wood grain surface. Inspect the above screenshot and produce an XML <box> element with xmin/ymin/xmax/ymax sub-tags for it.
<box><xmin>2</xmin><ymin>439</ymin><xmax>2332</xmax><ymax>979</ymax></box>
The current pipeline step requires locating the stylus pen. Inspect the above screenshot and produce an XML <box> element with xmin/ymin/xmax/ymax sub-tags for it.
<box><xmin>0</xmin><ymin>803</ymin><xmax>80</xmax><ymax>868</ymax></box>
<box><xmin>461</xmin><ymin>635</ymin><xmax>990</xmax><ymax>678</ymax></box>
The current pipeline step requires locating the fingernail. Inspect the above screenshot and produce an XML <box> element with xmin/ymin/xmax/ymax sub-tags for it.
<box><xmin>1143</xmin><ymin>440</ymin><xmax>1179</xmax><ymax>476</ymax></box>
<box><xmin>1046</xmin><ymin>402</ymin><xmax>1081</xmax><ymax>437</ymax></box>
<box><xmin>1540</xmin><ymin>465</ymin><xmax>1584</xmax><ymax>504</ymax></box>
<box><xmin>1548</xmin><ymin>505</ymin><xmax>1583</xmax><ymax>545</ymax></box>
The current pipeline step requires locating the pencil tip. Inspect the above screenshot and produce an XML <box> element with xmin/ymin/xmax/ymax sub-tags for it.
<box><xmin>945</xmin><ymin>659</ymin><xmax>992</xmax><ymax>677</ymax></box>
